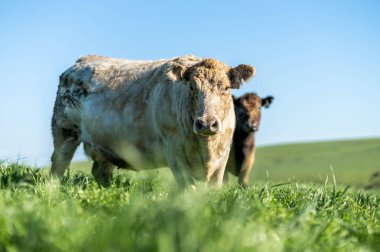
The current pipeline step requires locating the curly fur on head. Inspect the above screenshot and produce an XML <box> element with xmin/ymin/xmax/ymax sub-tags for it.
<box><xmin>165</xmin><ymin>57</ymin><xmax>255</xmax><ymax>91</ymax></box>
<box><xmin>198</xmin><ymin>58</ymin><xmax>228</xmax><ymax>70</ymax></box>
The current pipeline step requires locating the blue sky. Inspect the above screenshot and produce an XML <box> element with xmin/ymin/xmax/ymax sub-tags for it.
<box><xmin>0</xmin><ymin>0</ymin><xmax>379</xmax><ymax>166</ymax></box>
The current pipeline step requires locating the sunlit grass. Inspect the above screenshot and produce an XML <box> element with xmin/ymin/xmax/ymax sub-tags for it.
<box><xmin>1</xmin><ymin>161</ymin><xmax>380</xmax><ymax>251</ymax></box>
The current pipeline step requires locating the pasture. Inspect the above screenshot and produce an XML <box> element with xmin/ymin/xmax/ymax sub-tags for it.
<box><xmin>2</xmin><ymin>1</ymin><xmax>379</xmax><ymax>251</ymax></box>
<box><xmin>253</xmin><ymin>137</ymin><xmax>380</xmax><ymax>187</ymax></box>
<box><xmin>1</xmin><ymin>138</ymin><xmax>380</xmax><ymax>251</ymax></box>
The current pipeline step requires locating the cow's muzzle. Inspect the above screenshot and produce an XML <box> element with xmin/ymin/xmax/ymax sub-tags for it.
<box><xmin>245</xmin><ymin>123</ymin><xmax>258</xmax><ymax>133</ymax></box>
<box><xmin>193</xmin><ymin>117</ymin><xmax>221</xmax><ymax>136</ymax></box>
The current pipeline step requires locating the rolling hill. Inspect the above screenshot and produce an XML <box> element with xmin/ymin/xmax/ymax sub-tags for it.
<box><xmin>253</xmin><ymin>138</ymin><xmax>380</xmax><ymax>187</ymax></box>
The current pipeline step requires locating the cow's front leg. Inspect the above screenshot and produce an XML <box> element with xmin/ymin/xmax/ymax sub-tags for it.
<box><xmin>166</xmin><ymin>155</ymin><xmax>195</xmax><ymax>191</ymax></box>
<box><xmin>163</xmin><ymin>138</ymin><xmax>199</xmax><ymax>190</ymax></box>
<box><xmin>209</xmin><ymin>155</ymin><xmax>229</xmax><ymax>190</ymax></box>
<box><xmin>170</xmin><ymin>167</ymin><xmax>195</xmax><ymax>191</ymax></box>
<box><xmin>238</xmin><ymin>147</ymin><xmax>256</xmax><ymax>188</ymax></box>
<box><xmin>223</xmin><ymin>172</ymin><xmax>230</xmax><ymax>185</ymax></box>
<box><xmin>91</xmin><ymin>159</ymin><xmax>115</xmax><ymax>187</ymax></box>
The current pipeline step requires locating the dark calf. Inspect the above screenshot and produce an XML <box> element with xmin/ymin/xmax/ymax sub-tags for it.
<box><xmin>226</xmin><ymin>93</ymin><xmax>273</xmax><ymax>188</ymax></box>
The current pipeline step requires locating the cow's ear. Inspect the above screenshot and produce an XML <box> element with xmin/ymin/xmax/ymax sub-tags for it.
<box><xmin>228</xmin><ymin>64</ymin><xmax>256</xmax><ymax>89</ymax></box>
<box><xmin>166</xmin><ymin>63</ymin><xmax>189</xmax><ymax>82</ymax></box>
<box><xmin>261</xmin><ymin>96</ymin><xmax>274</xmax><ymax>108</ymax></box>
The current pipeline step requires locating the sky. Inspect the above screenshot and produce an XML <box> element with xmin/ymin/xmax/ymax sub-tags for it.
<box><xmin>0</xmin><ymin>0</ymin><xmax>379</xmax><ymax>166</ymax></box>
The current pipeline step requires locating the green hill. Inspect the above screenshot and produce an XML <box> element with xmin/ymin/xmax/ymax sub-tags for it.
<box><xmin>253</xmin><ymin>138</ymin><xmax>380</xmax><ymax>187</ymax></box>
<box><xmin>65</xmin><ymin>138</ymin><xmax>380</xmax><ymax>187</ymax></box>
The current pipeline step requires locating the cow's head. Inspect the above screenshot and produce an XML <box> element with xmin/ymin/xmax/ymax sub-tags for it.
<box><xmin>234</xmin><ymin>93</ymin><xmax>273</xmax><ymax>133</ymax></box>
<box><xmin>166</xmin><ymin>58</ymin><xmax>256</xmax><ymax>136</ymax></box>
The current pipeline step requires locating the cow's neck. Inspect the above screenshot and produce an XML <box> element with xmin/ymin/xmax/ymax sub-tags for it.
<box><xmin>235</xmin><ymin>128</ymin><xmax>255</xmax><ymax>147</ymax></box>
<box><xmin>232</xmin><ymin>128</ymin><xmax>255</xmax><ymax>171</ymax></box>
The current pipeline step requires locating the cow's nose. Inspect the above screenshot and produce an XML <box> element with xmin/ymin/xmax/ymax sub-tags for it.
<box><xmin>194</xmin><ymin>117</ymin><xmax>221</xmax><ymax>136</ymax></box>
<box><xmin>246</xmin><ymin>123</ymin><xmax>258</xmax><ymax>132</ymax></box>
<box><xmin>252</xmin><ymin>123</ymin><xmax>259</xmax><ymax>132</ymax></box>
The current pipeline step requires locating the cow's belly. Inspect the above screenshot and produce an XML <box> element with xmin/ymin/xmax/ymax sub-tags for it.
<box><xmin>79</xmin><ymin>102</ymin><xmax>167</xmax><ymax>170</ymax></box>
<box><xmin>81</xmin><ymin>127</ymin><xmax>167</xmax><ymax>170</ymax></box>
<box><xmin>112</xmin><ymin>139</ymin><xmax>168</xmax><ymax>170</ymax></box>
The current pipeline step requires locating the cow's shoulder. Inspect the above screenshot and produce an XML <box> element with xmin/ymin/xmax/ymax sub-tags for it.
<box><xmin>76</xmin><ymin>55</ymin><xmax>108</xmax><ymax>64</ymax></box>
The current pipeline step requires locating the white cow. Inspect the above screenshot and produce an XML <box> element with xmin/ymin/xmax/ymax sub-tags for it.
<box><xmin>51</xmin><ymin>55</ymin><xmax>255</xmax><ymax>188</ymax></box>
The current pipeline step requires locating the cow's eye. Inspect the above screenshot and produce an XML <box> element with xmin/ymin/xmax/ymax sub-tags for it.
<box><xmin>189</xmin><ymin>85</ymin><xmax>194</xmax><ymax>91</ymax></box>
<box><xmin>222</xmin><ymin>86</ymin><xmax>230</xmax><ymax>94</ymax></box>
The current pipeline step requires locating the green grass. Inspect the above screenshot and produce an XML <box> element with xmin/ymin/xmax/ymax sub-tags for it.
<box><xmin>1</xmin><ymin>161</ymin><xmax>380</xmax><ymax>251</ymax></box>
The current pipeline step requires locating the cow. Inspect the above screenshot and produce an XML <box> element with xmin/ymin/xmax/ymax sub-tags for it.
<box><xmin>51</xmin><ymin>55</ymin><xmax>256</xmax><ymax>189</ymax></box>
<box><xmin>225</xmin><ymin>93</ymin><xmax>273</xmax><ymax>188</ymax></box>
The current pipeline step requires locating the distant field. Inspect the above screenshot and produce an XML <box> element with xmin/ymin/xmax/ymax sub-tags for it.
<box><xmin>253</xmin><ymin>138</ymin><xmax>380</xmax><ymax>187</ymax></box>
<box><xmin>66</xmin><ymin>138</ymin><xmax>380</xmax><ymax>187</ymax></box>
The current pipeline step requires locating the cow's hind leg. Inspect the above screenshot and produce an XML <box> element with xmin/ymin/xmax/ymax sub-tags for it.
<box><xmin>51</xmin><ymin>127</ymin><xmax>80</xmax><ymax>177</ymax></box>
<box><xmin>91</xmin><ymin>159</ymin><xmax>115</xmax><ymax>187</ymax></box>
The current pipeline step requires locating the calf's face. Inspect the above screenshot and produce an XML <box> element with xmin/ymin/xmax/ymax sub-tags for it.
<box><xmin>168</xmin><ymin>59</ymin><xmax>256</xmax><ymax>136</ymax></box>
<box><xmin>234</xmin><ymin>93</ymin><xmax>273</xmax><ymax>133</ymax></box>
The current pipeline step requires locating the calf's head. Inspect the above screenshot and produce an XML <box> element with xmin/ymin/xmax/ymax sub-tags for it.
<box><xmin>234</xmin><ymin>93</ymin><xmax>273</xmax><ymax>133</ymax></box>
<box><xmin>167</xmin><ymin>58</ymin><xmax>256</xmax><ymax>136</ymax></box>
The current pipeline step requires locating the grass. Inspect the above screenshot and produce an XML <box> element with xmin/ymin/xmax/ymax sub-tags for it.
<box><xmin>1</xmin><ymin>161</ymin><xmax>380</xmax><ymax>251</ymax></box>
<box><xmin>253</xmin><ymin>138</ymin><xmax>380</xmax><ymax>187</ymax></box>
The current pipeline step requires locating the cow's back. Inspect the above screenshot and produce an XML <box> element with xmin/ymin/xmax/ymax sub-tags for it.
<box><xmin>57</xmin><ymin>55</ymin><xmax>204</xmax><ymax>170</ymax></box>
<box><xmin>60</xmin><ymin>55</ymin><xmax>168</xmax><ymax>90</ymax></box>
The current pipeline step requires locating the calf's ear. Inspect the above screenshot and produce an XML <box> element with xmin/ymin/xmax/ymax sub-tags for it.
<box><xmin>166</xmin><ymin>63</ymin><xmax>190</xmax><ymax>82</ymax></box>
<box><xmin>261</xmin><ymin>96</ymin><xmax>274</xmax><ymax>108</ymax></box>
<box><xmin>228</xmin><ymin>64</ymin><xmax>256</xmax><ymax>89</ymax></box>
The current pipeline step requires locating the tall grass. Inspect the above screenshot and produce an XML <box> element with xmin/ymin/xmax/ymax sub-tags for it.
<box><xmin>0</xmin><ymin>161</ymin><xmax>379</xmax><ymax>251</ymax></box>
